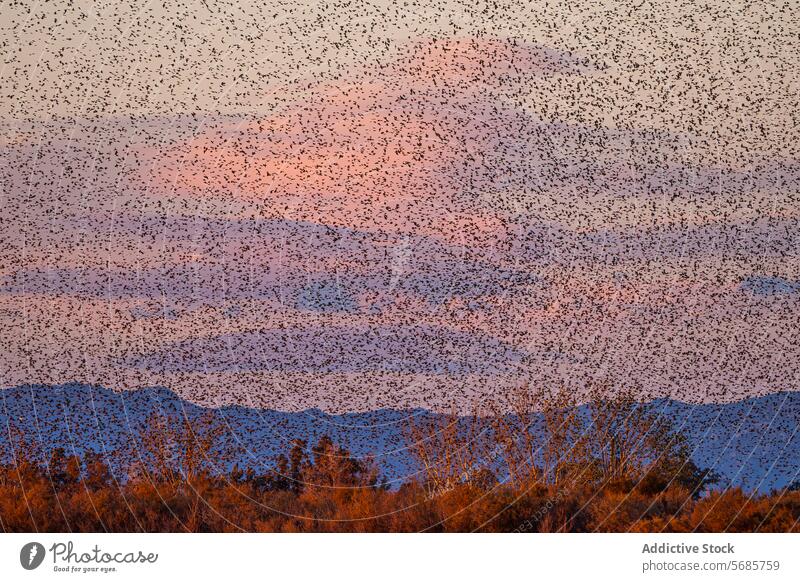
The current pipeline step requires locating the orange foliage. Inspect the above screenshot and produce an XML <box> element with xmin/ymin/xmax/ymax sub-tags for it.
<box><xmin>1</xmin><ymin>390</ymin><xmax>798</xmax><ymax>532</ymax></box>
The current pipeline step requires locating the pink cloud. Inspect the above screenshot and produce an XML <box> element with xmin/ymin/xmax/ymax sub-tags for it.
<box><xmin>149</xmin><ymin>37</ymin><xmax>598</xmax><ymax>245</ymax></box>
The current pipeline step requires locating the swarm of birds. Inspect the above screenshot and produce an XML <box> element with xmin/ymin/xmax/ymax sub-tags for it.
<box><xmin>0</xmin><ymin>1</ymin><xmax>799</xmax><ymax>494</ymax></box>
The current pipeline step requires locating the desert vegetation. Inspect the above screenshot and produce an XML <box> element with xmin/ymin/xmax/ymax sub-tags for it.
<box><xmin>1</xmin><ymin>386</ymin><xmax>798</xmax><ymax>532</ymax></box>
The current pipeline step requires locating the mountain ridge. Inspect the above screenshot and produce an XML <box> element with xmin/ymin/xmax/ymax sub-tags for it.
<box><xmin>1</xmin><ymin>383</ymin><xmax>798</xmax><ymax>492</ymax></box>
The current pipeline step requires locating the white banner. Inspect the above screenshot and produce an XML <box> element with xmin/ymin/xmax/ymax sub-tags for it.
<box><xmin>1</xmin><ymin>533</ymin><xmax>797</xmax><ymax>582</ymax></box>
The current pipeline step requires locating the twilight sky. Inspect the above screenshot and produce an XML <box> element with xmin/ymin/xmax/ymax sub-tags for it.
<box><xmin>1</xmin><ymin>1</ymin><xmax>798</xmax><ymax>411</ymax></box>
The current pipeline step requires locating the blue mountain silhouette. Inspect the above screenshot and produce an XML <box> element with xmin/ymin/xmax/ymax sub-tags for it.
<box><xmin>1</xmin><ymin>383</ymin><xmax>798</xmax><ymax>492</ymax></box>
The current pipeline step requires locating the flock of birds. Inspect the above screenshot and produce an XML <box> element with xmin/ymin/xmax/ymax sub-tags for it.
<box><xmin>0</xmin><ymin>1</ymin><xmax>798</xmax><ymax>495</ymax></box>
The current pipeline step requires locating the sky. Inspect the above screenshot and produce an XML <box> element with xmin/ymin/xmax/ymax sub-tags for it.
<box><xmin>1</xmin><ymin>0</ymin><xmax>799</xmax><ymax>411</ymax></box>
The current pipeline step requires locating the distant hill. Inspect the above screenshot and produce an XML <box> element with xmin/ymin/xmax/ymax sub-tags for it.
<box><xmin>1</xmin><ymin>383</ymin><xmax>798</xmax><ymax>492</ymax></box>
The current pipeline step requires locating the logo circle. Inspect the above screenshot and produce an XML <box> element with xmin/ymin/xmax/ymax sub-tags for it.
<box><xmin>20</xmin><ymin>542</ymin><xmax>46</xmax><ymax>570</ymax></box>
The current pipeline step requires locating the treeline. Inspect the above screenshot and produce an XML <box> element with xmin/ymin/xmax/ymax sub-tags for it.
<box><xmin>1</xmin><ymin>386</ymin><xmax>798</xmax><ymax>532</ymax></box>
